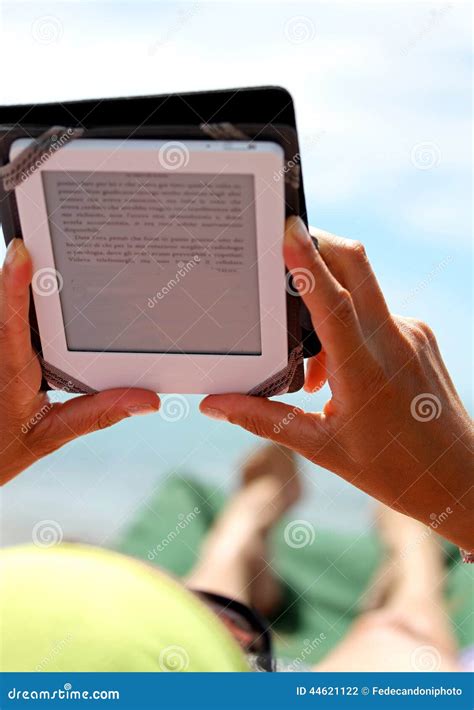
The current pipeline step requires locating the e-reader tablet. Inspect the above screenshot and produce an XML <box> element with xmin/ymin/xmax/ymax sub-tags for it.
<box><xmin>0</xmin><ymin>86</ymin><xmax>322</xmax><ymax>395</ymax></box>
<box><xmin>10</xmin><ymin>137</ymin><xmax>288</xmax><ymax>395</ymax></box>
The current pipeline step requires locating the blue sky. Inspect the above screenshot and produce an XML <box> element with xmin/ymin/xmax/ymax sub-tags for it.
<box><xmin>0</xmin><ymin>0</ymin><xmax>472</xmax><ymax>403</ymax></box>
<box><xmin>0</xmin><ymin>1</ymin><xmax>471</xmax><ymax>543</ymax></box>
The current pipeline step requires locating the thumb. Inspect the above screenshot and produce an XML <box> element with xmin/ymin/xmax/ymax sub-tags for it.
<box><xmin>200</xmin><ymin>394</ymin><xmax>326</xmax><ymax>452</ymax></box>
<box><xmin>30</xmin><ymin>388</ymin><xmax>160</xmax><ymax>449</ymax></box>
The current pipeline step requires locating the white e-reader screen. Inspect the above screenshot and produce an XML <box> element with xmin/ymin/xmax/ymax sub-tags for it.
<box><xmin>41</xmin><ymin>170</ymin><xmax>262</xmax><ymax>355</ymax></box>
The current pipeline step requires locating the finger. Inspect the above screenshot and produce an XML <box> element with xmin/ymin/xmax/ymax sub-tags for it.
<box><xmin>200</xmin><ymin>393</ymin><xmax>327</xmax><ymax>451</ymax></box>
<box><xmin>28</xmin><ymin>388</ymin><xmax>160</xmax><ymax>450</ymax></box>
<box><xmin>0</xmin><ymin>239</ymin><xmax>34</xmax><ymax>367</ymax></box>
<box><xmin>284</xmin><ymin>217</ymin><xmax>376</xmax><ymax>386</ymax></box>
<box><xmin>304</xmin><ymin>350</ymin><xmax>327</xmax><ymax>393</ymax></box>
<box><xmin>310</xmin><ymin>227</ymin><xmax>390</xmax><ymax>334</ymax></box>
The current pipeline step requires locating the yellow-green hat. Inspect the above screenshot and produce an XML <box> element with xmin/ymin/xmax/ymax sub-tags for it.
<box><xmin>0</xmin><ymin>544</ymin><xmax>249</xmax><ymax>672</ymax></box>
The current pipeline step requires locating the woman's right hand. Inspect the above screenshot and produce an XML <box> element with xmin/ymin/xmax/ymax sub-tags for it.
<box><xmin>0</xmin><ymin>239</ymin><xmax>160</xmax><ymax>485</ymax></box>
<box><xmin>201</xmin><ymin>218</ymin><xmax>473</xmax><ymax>551</ymax></box>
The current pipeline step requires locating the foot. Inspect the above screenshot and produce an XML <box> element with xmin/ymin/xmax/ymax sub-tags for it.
<box><xmin>240</xmin><ymin>442</ymin><xmax>302</xmax><ymax>521</ymax></box>
<box><xmin>238</xmin><ymin>444</ymin><xmax>301</xmax><ymax>617</ymax></box>
<box><xmin>188</xmin><ymin>444</ymin><xmax>301</xmax><ymax>617</ymax></box>
<box><xmin>362</xmin><ymin>505</ymin><xmax>444</xmax><ymax>611</ymax></box>
<box><xmin>358</xmin><ymin>505</ymin><xmax>457</xmax><ymax>658</ymax></box>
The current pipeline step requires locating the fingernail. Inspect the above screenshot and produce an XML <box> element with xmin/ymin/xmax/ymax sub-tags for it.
<box><xmin>5</xmin><ymin>239</ymin><xmax>28</xmax><ymax>268</ymax></box>
<box><xmin>287</xmin><ymin>217</ymin><xmax>311</xmax><ymax>248</ymax></box>
<box><xmin>126</xmin><ymin>404</ymin><xmax>159</xmax><ymax>416</ymax></box>
<box><xmin>201</xmin><ymin>406</ymin><xmax>228</xmax><ymax>421</ymax></box>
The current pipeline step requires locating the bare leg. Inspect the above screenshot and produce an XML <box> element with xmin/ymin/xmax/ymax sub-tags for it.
<box><xmin>186</xmin><ymin>443</ymin><xmax>301</xmax><ymax>617</ymax></box>
<box><xmin>315</xmin><ymin>507</ymin><xmax>461</xmax><ymax>672</ymax></box>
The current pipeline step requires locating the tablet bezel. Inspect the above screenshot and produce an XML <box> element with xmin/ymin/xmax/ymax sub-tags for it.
<box><xmin>11</xmin><ymin>138</ymin><xmax>288</xmax><ymax>394</ymax></box>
